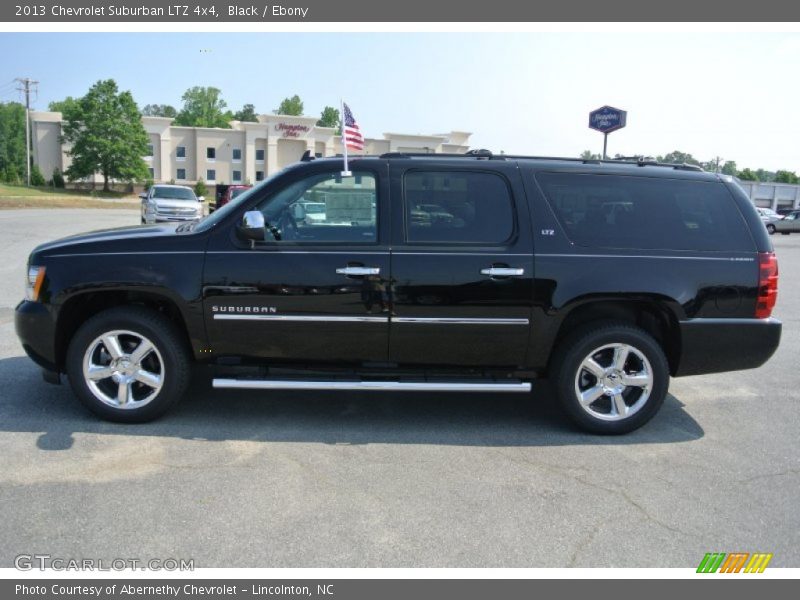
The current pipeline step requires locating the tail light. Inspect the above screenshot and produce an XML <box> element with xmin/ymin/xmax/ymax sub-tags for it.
<box><xmin>755</xmin><ymin>252</ymin><xmax>778</xmax><ymax>318</ymax></box>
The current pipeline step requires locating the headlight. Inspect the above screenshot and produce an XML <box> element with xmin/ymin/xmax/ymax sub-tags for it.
<box><xmin>26</xmin><ymin>266</ymin><xmax>46</xmax><ymax>301</ymax></box>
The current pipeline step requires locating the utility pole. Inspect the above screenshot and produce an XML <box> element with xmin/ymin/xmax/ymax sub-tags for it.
<box><xmin>15</xmin><ymin>77</ymin><xmax>38</xmax><ymax>186</ymax></box>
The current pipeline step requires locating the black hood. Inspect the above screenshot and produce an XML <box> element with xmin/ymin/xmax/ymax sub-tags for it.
<box><xmin>30</xmin><ymin>223</ymin><xmax>208</xmax><ymax>262</ymax></box>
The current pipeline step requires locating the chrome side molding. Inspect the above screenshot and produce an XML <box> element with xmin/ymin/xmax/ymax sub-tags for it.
<box><xmin>392</xmin><ymin>317</ymin><xmax>529</xmax><ymax>325</ymax></box>
<box><xmin>212</xmin><ymin>379</ymin><xmax>532</xmax><ymax>393</ymax></box>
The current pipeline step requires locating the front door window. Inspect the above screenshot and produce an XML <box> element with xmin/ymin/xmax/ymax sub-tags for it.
<box><xmin>255</xmin><ymin>172</ymin><xmax>377</xmax><ymax>243</ymax></box>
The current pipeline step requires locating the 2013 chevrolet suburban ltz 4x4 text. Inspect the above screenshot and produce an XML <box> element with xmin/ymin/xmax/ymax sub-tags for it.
<box><xmin>15</xmin><ymin>152</ymin><xmax>781</xmax><ymax>433</ymax></box>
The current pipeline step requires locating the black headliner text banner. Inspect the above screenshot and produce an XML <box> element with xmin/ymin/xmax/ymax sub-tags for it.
<box><xmin>3</xmin><ymin>0</ymin><xmax>800</xmax><ymax>23</ymax></box>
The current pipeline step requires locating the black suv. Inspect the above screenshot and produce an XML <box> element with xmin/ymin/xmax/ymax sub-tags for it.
<box><xmin>15</xmin><ymin>152</ymin><xmax>781</xmax><ymax>433</ymax></box>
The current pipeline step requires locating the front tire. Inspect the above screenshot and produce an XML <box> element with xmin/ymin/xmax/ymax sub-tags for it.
<box><xmin>65</xmin><ymin>306</ymin><xmax>190</xmax><ymax>422</ymax></box>
<box><xmin>767</xmin><ymin>223</ymin><xmax>776</xmax><ymax>234</ymax></box>
<box><xmin>551</xmin><ymin>322</ymin><xmax>669</xmax><ymax>434</ymax></box>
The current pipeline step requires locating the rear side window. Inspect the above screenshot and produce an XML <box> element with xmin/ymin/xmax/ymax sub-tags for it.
<box><xmin>536</xmin><ymin>173</ymin><xmax>753</xmax><ymax>252</ymax></box>
<box><xmin>404</xmin><ymin>171</ymin><xmax>514</xmax><ymax>244</ymax></box>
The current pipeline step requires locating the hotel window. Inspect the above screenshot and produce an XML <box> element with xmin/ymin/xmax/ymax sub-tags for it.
<box><xmin>206</xmin><ymin>147</ymin><xmax>216</xmax><ymax>160</ymax></box>
<box><xmin>145</xmin><ymin>144</ymin><xmax>154</xmax><ymax>157</ymax></box>
<box><xmin>206</xmin><ymin>169</ymin><xmax>216</xmax><ymax>182</ymax></box>
<box><xmin>232</xmin><ymin>148</ymin><xmax>242</xmax><ymax>162</ymax></box>
<box><xmin>232</xmin><ymin>170</ymin><xmax>242</xmax><ymax>182</ymax></box>
<box><xmin>255</xmin><ymin>149</ymin><xmax>265</xmax><ymax>162</ymax></box>
<box><xmin>255</xmin><ymin>171</ymin><xmax>264</xmax><ymax>181</ymax></box>
<box><xmin>176</xmin><ymin>168</ymin><xmax>186</xmax><ymax>180</ymax></box>
<box><xmin>176</xmin><ymin>146</ymin><xmax>186</xmax><ymax>161</ymax></box>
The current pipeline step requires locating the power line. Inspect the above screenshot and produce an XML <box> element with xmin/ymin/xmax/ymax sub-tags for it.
<box><xmin>15</xmin><ymin>77</ymin><xmax>39</xmax><ymax>187</ymax></box>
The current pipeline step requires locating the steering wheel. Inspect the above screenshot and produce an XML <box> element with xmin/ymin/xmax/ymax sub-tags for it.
<box><xmin>278</xmin><ymin>209</ymin><xmax>299</xmax><ymax>240</ymax></box>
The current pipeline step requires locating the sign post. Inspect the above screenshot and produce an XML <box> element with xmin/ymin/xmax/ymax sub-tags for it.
<box><xmin>588</xmin><ymin>105</ymin><xmax>627</xmax><ymax>159</ymax></box>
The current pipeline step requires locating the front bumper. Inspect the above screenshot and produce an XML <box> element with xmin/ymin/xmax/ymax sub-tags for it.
<box><xmin>674</xmin><ymin>317</ymin><xmax>782</xmax><ymax>376</ymax></box>
<box><xmin>15</xmin><ymin>300</ymin><xmax>58</xmax><ymax>373</ymax></box>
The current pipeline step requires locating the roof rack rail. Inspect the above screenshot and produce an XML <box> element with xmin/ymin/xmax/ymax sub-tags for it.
<box><xmin>500</xmin><ymin>154</ymin><xmax>705</xmax><ymax>172</ymax></box>
<box><xmin>379</xmin><ymin>151</ymin><xmax>498</xmax><ymax>160</ymax></box>
<box><xmin>611</xmin><ymin>155</ymin><xmax>703</xmax><ymax>172</ymax></box>
<box><xmin>375</xmin><ymin>151</ymin><xmax>704</xmax><ymax>172</ymax></box>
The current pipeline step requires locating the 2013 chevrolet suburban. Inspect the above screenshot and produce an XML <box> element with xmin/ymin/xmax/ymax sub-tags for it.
<box><xmin>15</xmin><ymin>151</ymin><xmax>781</xmax><ymax>433</ymax></box>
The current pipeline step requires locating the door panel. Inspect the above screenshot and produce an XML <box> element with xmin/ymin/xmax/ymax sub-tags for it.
<box><xmin>203</xmin><ymin>249</ymin><xmax>390</xmax><ymax>362</ymax></box>
<box><xmin>203</xmin><ymin>165</ymin><xmax>391</xmax><ymax>364</ymax></box>
<box><xmin>388</xmin><ymin>163</ymin><xmax>534</xmax><ymax>367</ymax></box>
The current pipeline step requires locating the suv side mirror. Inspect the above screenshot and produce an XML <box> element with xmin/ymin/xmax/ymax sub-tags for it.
<box><xmin>139</xmin><ymin>192</ymin><xmax>148</xmax><ymax>200</ymax></box>
<box><xmin>239</xmin><ymin>210</ymin><xmax>265</xmax><ymax>242</ymax></box>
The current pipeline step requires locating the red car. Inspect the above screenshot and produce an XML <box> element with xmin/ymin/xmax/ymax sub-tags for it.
<box><xmin>214</xmin><ymin>184</ymin><xmax>252</xmax><ymax>211</ymax></box>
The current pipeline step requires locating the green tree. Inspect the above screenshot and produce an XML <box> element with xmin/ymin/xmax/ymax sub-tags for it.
<box><xmin>194</xmin><ymin>178</ymin><xmax>208</xmax><ymax>198</ymax></box>
<box><xmin>175</xmin><ymin>87</ymin><xmax>231</xmax><ymax>128</ymax></box>
<box><xmin>141</xmin><ymin>104</ymin><xmax>177</xmax><ymax>118</ymax></box>
<box><xmin>317</xmin><ymin>106</ymin><xmax>340</xmax><ymax>129</ymax></box>
<box><xmin>233</xmin><ymin>103</ymin><xmax>258</xmax><ymax>122</ymax></box>
<box><xmin>48</xmin><ymin>97</ymin><xmax>79</xmax><ymax>115</ymax></box>
<box><xmin>721</xmin><ymin>161</ymin><xmax>738</xmax><ymax>176</ymax></box>
<box><xmin>658</xmin><ymin>151</ymin><xmax>702</xmax><ymax>166</ymax></box>
<box><xmin>580</xmin><ymin>150</ymin><xmax>602</xmax><ymax>160</ymax></box>
<box><xmin>756</xmin><ymin>168</ymin><xmax>775</xmax><ymax>182</ymax></box>
<box><xmin>774</xmin><ymin>170</ymin><xmax>798</xmax><ymax>184</ymax></box>
<box><xmin>737</xmin><ymin>168</ymin><xmax>758</xmax><ymax>181</ymax></box>
<box><xmin>274</xmin><ymin>95</ymin><xmax>304</xmax><ymax>116</ymax></box>
<box><xmin>0</xmin><ymin>102</ymin><xmax>27</xmax><ymax>184</ymax></box>
<box><xmin>60</xmin><ymin>79</ymin><xmax>150</xmax><ymax>192</ymax></box>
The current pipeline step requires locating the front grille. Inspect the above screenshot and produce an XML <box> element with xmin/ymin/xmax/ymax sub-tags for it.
<box><xmin>156</xmin><ymin>207</ymin><xmax>198</xmax><ymax>219</ymax></box>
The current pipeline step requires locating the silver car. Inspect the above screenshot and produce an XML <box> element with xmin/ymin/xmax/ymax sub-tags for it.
<box><xmin>755</xmin><ymin>207</ymin><xmax>783</xmax><ymax>235</ymax></box>
<box><xmin>140</xmin><ymin>184</ymin><xmax>205</xmax><ymax>224</ymax></box>
<box><xmin>773</xmin><ymin>210</ymin><xmax>800</xmax><ymax>235</ymax></box>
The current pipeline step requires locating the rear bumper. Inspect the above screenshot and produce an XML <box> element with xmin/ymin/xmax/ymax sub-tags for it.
<box><xmin>674</xmin><ymin>317</ymin><xmax>781</xmax><ymax>376</ymax></box>
<box><xmin>15</xmin><ymin>300</ymin><xmax>58</xmax><ymax>373</ymax></box>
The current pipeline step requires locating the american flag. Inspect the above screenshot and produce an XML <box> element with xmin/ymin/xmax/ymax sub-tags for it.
<box><xmin>343</xmin><ymin>102</ymin><xmax>364</xmax><ymax>151</ymax></box>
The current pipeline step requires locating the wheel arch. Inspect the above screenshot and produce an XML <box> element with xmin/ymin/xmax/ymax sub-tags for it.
<box><xmin>54</xmin><ymin>289</ymin><xmax>196</xmax><ymax>370</ymax></box>
<box><xmin>544</xmin><ymin>295</ymin><xmax>682</xmax><ymax>377</ymax></box>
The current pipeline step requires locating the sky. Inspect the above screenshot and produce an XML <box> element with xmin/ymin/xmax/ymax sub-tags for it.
<box><xmin>1</xmin><ymin>32</ymin><xmax>799</xmax><ymax>171</ymax></box>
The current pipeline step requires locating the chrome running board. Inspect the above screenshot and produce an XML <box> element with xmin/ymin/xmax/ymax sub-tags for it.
<box><xmin>212</xmin><ymin>379</ymin><xmax>531</xmax><ymax>393</ymax></box>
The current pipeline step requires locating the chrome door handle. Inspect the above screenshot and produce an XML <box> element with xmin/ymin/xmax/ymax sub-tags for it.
<box><xmin>481</xmin><ymin>267</ymin><xmax>524</xmax><ymax>277</ymax></box>
<box><xmin>336</xmin><ymin>266</ymin><xmax>381</xmax><ymax>276</ymax></box>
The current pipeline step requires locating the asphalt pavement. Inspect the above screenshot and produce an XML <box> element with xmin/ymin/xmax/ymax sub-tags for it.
<box><xmin>0</xmin><ymin>208</ymin><xmax>798</xmax><ymax>568</ymax></box>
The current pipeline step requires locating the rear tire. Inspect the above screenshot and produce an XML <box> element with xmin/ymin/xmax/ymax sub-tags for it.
<box><xmin>767</xmin><ymin>223</ymin><xmax>776</xmax><ymax>234</ymax></box>
<box><xmin>550</xmin><ymin>322</ymin><xmax>669</xmax><ymax>434</ymax></box>
<box><xmin>65</xmin><ymin>306</ymin><xmax>190</xmax><ymax>422</ymax></box>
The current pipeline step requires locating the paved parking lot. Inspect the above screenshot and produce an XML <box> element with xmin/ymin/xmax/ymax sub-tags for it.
<box><xmin>0</xmin><ymin>208</ymin><xmax>798</xmax><ymax>568</ymax></box>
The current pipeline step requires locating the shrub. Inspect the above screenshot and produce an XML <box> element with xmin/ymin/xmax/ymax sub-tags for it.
<box><xmin>52</xmin><ymin>169</ymin><xmax>65</xmax><ymax>188</ymax></box>
<box><xmin>30</xmin><ymin>164</ymin><xmax>46</xmax><ymax>186</ymax></box>
<box><xmin>194</xmin><ymin>178</ymin><xmax>208</xmax><ymax>198</ymax></box>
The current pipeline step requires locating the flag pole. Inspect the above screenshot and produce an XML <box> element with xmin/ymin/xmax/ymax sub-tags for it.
<box><xmin>341</xmin><ymin>99</ymin><xmax>351</xmax><ymax>176</ymax></box>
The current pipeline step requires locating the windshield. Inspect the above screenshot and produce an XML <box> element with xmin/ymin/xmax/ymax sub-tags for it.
<box><xmin>194</xmin><ymin>167</ymin><xmax>293</xmax><ymax>233</ymax></box>
<box><xmin>151</xmin><ymin>186</ymin><xmax>196</xmax><ymax>201</ymax></box>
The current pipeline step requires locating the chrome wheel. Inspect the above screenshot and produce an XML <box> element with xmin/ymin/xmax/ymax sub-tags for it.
<box><xmin>82</xmin><ymin>330</ymin><xmax>164</xmax><ymax>409</ymax></box>
<box><xmin>574</xmin><ymin>343</ymin><xmax>653</xmax><ymax>421</ymax></box>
